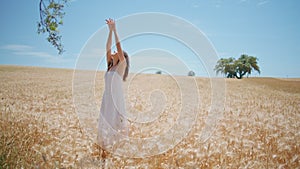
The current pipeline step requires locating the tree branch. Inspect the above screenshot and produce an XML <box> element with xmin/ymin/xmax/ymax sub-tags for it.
<box><xmin>37</xmin><ymin>0</ymin><xmax>69</xmax><ymax>54</ymax></box>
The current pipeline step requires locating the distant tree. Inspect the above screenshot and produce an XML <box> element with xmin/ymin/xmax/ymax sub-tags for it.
<box><xmin>37</xmin><ymin>0</ymin><xmax>69</xmax><ymax>54</ymax></box>
<box><xmin>215</xmin><ymin>54</ymin><xmax>260</xmax><ymax>79</ymax></box>
<box><xmin>188</xmin><ymin>70</ymin><xmax>195</xmax><ymax>76</ymax></box>
<box><xmin>156</xmin><ymin>70</ymin><xmax>162</xmax><ymax>74</ymax></box>
<box><xmin>215</xmin><ymin>57</ymin><xmax>236</xmax><ymax>78</ymax></box>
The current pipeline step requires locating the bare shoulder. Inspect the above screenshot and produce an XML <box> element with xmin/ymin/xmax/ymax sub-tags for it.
<box><xmin>120</xmin><ymin>59</ymin><xmax>127</xmax><ymax>67</ymax></box>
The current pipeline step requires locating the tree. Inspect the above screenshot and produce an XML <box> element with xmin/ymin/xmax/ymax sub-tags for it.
<box><xmin>188</xmin><ymin>70</ymin><xmax>195</xmax><ymax>76</ymax></box>
<box><xmin>214</xmin><ymin>54</ymin><xmax>260</xmax><ymax>79</ymax></box>
<box><xmin>37</xmin><ymin>0</ymin><xmax>69</xmax><ymax>54</ymax></box>
<box><xmin>215</xmin><ymin>57</ymin><xmax>236</xmax><ymax>78</ymax></box>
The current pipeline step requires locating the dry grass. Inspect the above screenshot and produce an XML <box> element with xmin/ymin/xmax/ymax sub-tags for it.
<box><xmin>0</xmin><ymin>65</ymin><xmax>299</xmax><ymax>168</ymax></box>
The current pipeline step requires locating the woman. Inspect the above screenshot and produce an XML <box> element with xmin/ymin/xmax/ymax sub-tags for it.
<box><xmin>97</xmin><ymin>18</ymin><xmax>129</xmax><ymax>149</ymax></box>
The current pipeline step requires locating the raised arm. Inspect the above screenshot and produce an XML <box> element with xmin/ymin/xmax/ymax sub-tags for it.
<box><xmin>106</xmin><ymin>30</ymin><xmax>113</xmax><ymax>65</ymax></box>
<box><xmin>113</xmin><ymin>25</ymin><xmax>125</xmax><ymax>62</ymax></box>
<box><xmin>105</xmin><ymin>19</ymin><xmax>113</xmax><ymax>66</ymax></box>
<box><xmin>106</xmin><ymin>19</ymin><xmax>125</xmax><ymax>62</ymax></box>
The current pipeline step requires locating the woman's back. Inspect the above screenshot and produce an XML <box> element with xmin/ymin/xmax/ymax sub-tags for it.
<box><xmin>108</xmin><ymin>60</ymin><xmax>127</xmax><ymax>77</ymax></box>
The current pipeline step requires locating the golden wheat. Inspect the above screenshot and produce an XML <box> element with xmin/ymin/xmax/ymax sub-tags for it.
<box><xmin>0</xmin><ymin>65</ymin><xmax>299</xmax><ymax>168</ymax></box>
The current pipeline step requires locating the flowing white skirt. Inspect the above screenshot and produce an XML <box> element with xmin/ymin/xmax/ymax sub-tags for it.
<box><xmin>97</xmin><ymin>71</ymin><xmax>128</xmax><ymax>149</ymax></box>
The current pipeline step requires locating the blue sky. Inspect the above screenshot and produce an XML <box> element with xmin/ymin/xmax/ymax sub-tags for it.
<box><xmin>0</xmin><ymin>0</ymin><xmax>299</xmax><ymax>77</ymax></box>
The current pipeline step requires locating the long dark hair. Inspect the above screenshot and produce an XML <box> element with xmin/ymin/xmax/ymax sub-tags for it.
<box><xmin>107</xmin><ymin>51</ymin><xmax>129</xmax><ymax>81</ymax></box>
<box><xmin>123</xmin><ymin>51</ymin><xmax>129</xmax><ymax>81</ymax></box>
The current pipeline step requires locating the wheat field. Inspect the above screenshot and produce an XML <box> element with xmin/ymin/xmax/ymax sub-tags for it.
<box><xmin>0</xmin><ymin>65</ymin><xmax>299</xmax><ymax>168</ymax></box>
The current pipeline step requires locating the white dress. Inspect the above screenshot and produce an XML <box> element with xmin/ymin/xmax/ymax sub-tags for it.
<box><xmin>97</xmin><ymin>60</ymin><xmax>128</xmax><ymax>149</ymax></box>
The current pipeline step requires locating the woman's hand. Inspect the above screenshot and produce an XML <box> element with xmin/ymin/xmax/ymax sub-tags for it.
<box><xmin>105</xmin><ymin>18</ymin><xmax>115</xmax><ymax>31</ymax></box>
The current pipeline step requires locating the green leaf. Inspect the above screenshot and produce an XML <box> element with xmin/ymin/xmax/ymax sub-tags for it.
<box><xmin>49</xmin><ymin>22</ymin><xmax>57</xmax><ymax>31</ymax></box>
